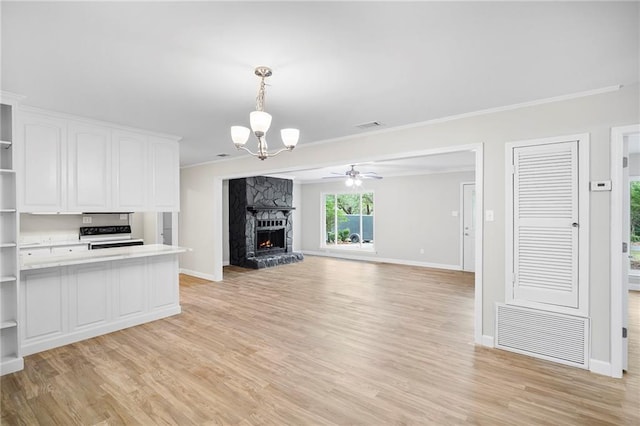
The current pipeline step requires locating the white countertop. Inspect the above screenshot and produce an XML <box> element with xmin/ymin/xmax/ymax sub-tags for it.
<box><xmin>21</xmin><ymin>244</ymin><xmax>189</xmax><ymax>271</ymax></box>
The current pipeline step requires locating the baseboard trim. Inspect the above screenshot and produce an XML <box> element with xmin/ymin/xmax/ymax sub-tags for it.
<box><xmin>302</xmin><ymin>251</ymin><xmax>461</xmax><ymax>271</ymax></box>
<box><xmin>0</xmin><ymin>357</ymin><xmax>24</xmax><ymax>376</ymax></box>
<box><xmin>629</xmin><ymin>283</ymin><xmax>640</xmax><ymax>291</ymax></box>
<box><xmin>179</xmin><ymin>268</ymin><xmax>216</xmax><ymax>281</ymax></box>
<box><xmin>589</xmin><ymin>359</ymin><xmax>612</xmax><ymax>376</ymax></box>
<box><xmin>223</xmin><ymin>260</ymin><xmax>230</xmax><ymax>266</ymax></box>
<box><xmin>482</xmin><ymin>335</ymin><xmax>495</xmax><ymax>348</ymax></box>
<box><xmin>22</xmin><ymin>306</ymin><xmax>181</xmax><ymax>357</ymax></box>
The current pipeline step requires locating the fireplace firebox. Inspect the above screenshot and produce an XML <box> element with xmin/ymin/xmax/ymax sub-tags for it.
<box><xmin>256</xmin><ymin>228</ymin><xmax>286</xmax><ymax>254</ymax></box>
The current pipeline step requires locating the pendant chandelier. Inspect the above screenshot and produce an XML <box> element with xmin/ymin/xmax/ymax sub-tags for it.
<box><xmin>230</xmin><ymin>66</ymin><xmax>299</xmax><ymax>160</ymax></box>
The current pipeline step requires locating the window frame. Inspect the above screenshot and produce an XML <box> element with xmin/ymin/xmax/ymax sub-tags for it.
<box><xmin>629</xmin><ymin>176</ymin><xmax>640</xmax><ymax>276</ymax></box>
<box><xmin>320</xmin><ymin>190</ymin><xmax>375</xmax><ymax>252</ymax></box>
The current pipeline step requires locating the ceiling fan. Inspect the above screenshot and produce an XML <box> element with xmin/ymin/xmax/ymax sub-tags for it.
<box><xmin>323</xmin><ymin>165</ymin><xmax>383</xmax><ymax>187</ymax></box>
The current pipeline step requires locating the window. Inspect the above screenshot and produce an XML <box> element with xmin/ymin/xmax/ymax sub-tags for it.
<box><xmin>323</xmin><ymin>192</ymin><xmax>374</xmax><ymax>249</ymax></box>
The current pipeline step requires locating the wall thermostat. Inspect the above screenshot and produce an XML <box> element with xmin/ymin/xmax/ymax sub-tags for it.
<box><xmin>590</xmin><ymin>181</ymin><xmax>611</xmax><ymax>191</ymax></box>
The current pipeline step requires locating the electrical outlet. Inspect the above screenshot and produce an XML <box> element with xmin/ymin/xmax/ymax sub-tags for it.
<box><xmin>120</xmin><ymin>214</ymin><xmax>128</xmax><ymax>220</ymax></box>
<box><xmin>82</xmin><ymin>216</ymin><xmax>92</xmax><ymax>224</ymax></box>
<box><xmin>451</xmin><ymin>211</ymin><xmax>459</xmax><ymax>217</ymax></box>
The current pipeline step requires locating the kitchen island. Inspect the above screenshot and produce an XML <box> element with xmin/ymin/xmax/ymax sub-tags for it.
<box><xmin>20</xmin><ymin>244</ymin><xmax>188</xmax><ymax>356</ymax></box>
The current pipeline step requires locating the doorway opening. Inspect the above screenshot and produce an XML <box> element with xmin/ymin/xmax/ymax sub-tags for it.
<box><xmin>213</xmin><ymin>143</ymin><xmax>485</xmax><ymax>345</ymax></box>
<box><xmin>142</xmin><ymin>211</ymin><xmax>178</xmax><ymax>246</ymax></box>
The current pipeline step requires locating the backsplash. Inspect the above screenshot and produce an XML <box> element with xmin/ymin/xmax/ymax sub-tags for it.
<box><xmin>20</xmin><ymin>213</ymin><xmax>143</xmax><ymax>243</ymax></box>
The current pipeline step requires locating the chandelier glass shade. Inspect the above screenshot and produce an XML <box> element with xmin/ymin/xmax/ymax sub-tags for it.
<box><xmin>231</xmin><ymin>66</ymin><xmax>299</xmax><ymax>160</ymax></box>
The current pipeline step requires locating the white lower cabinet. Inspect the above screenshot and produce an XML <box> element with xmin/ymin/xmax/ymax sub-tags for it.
<box><xmin>68</xmin><ymin>263</ymin><xmax>110</xmax><ymax>331</ymax></box>
<box><xmin>114</xmin><ymin>258</ymin><xmax>147</xmax><ymax>319</ymax></box>
<box><xmin>149</xmin><ymin>255</ymin><xmax>179</xmax><ymax>309</ymax></box>
<box><xmin>20</xmin><ymin>254</ymin><xmax>180</xmax><ymax>356</ymax></box>
<box><xmin>22</xmin><ymin>269</ymin><xmax>65</xmax><ymax>344</ymax></box>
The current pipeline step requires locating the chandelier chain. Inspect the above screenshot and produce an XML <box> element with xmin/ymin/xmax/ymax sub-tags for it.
<box><xmin>256</xmin><ymin>76</ymin><xmax>266</xmax><ymax>112</ymax></box>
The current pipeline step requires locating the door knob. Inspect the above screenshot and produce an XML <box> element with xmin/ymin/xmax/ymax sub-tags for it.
<box><xmin>572</xmin><ymin>223</ymin><xmax>579</xmax><ymax>228</ymax></box>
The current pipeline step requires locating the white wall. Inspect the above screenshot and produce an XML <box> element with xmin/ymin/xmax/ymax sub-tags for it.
<box><xmin>179</xmin><ymin>84</ymin><xmax>640</xmax><ymax>363</ymax></box>
<box><xmin>20</xmin><ymin>213</ymin><xmax>142</xmax><ymax>241</ymax></box>
<box><xmin>179</xmin><ymin>164</ymin><xmax>217</xmax><ymax>277</ymax></box>
<box><xmin>300</xmin><ymin>171</ymin><xmax>474</xmax><ymax>268</ymax></box>
<box><xmin>142</xmin><ymin>212</ymin><xmax>159</xmax><ymax>244</ymax></box>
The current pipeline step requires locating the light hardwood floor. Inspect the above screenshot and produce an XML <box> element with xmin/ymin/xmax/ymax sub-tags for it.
<box><xmin>2</xmin><ymin>256</ymin><xmax>639</xmax><ymax>425</ymax></box>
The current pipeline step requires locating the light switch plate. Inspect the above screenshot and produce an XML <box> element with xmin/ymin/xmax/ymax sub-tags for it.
<box><xmin>451</xmin><ymin>211</ymin><xmax>459</xmax><ymax>217</ymax></box>
<box><xmin>82</xmin><ymin>216</ymin><xmax>92</xmax><ymax>224</ymax></box>
<box><xmin>485</xmin><ymin>210</ymin><xmax>494</xmax><ymax>222</ymax></box>
<box><xmin>120</xmin><ymin>214</ymin><xmax>128</xmax><ymax>220</ymax></box>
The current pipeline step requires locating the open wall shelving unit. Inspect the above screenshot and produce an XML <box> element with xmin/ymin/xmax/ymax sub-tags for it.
<box><xmin>1</xmin><ymin>93</ymin><xmax>24</xmax><ymax>375</ymax></box>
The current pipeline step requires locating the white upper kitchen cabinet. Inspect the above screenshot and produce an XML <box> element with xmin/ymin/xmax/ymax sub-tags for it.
<box><xmin>149</xmin><ymin>136</ymin><xmax>180</xmax><ymax>211</ymax></box>
<box><xmin>67</xmin><ymin>122</ymin><xmax>112</xmax><ymax>212</ymax></box>
<box><xmin>15</xmin><ymin>107</ymin><xmax>181</xmax><ymax>213</ymax></box>
<box><xmin>112</xmin><ymin>131</ymin><xmax>148</xmax><ymax>212</ymax></box>
<box><xmin>15</xmin><ymin>112</ymin><xmax>67</xmax><ymax>212</ymax></box>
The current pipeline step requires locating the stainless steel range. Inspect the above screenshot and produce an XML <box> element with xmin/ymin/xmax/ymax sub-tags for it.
<box><xmin>80</xmin><ymin>225</ymin><xmax>144</xmax><ymax>250</ymax></box>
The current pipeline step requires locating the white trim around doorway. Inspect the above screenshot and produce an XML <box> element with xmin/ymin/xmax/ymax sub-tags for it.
<box><xmin>611</xmin><ymin>124</ymin><xmax>640</xmax><ymax>378</ymax></box>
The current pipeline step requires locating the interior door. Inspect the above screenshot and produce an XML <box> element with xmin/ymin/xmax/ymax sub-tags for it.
<box><xmin>462</xmin><ymin>183</ymin><xmax>476</xmax><ymax>272</ymax></box>
<box><xmin>512</xmin><ymin>141</ymin><xmax>579</xmax><ymax>308</ymax></box>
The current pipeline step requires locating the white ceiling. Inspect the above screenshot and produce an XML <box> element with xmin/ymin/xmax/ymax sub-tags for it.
<box><xmin>2</xmin><ymin>2</ymin><xmax>638</xmax><ymax>167</ymax></box>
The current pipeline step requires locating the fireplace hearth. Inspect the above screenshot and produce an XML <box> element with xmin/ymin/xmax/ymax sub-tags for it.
<box><xmin>229</xmin><ymin>176</ymin><xmax>304</xmax><ymax>269</ymax></box>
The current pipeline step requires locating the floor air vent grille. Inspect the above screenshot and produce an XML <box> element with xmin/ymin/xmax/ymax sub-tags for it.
<box><xmin>495</xmin><ymin>303</ymin><xmax>589</xmax><ymax>369</ymax></box>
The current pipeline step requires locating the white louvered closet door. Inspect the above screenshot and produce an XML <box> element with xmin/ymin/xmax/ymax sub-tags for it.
<box><xmin>513</xmin><ymin>141</ymin><xmax>579</xmax><ymax>308</ymax></box>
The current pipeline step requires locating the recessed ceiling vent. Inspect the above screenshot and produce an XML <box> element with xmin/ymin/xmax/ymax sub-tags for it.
<box><xmin>356</xmin><ymin>121</ymin><xmax>383</xmax><ymax>129</ymax></box>
<box><xmin>217</xmin><ymin>153</ymin><xmax>230</xmax><ymax>157</ymax></box>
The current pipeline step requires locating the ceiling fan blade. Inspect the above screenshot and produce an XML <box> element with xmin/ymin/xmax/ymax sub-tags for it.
<box><xmin>321</xmin><ymin>176</ymin><xmax>345</xmax><ymax>179</ymax></box>
<box><xmin>362</xmin><ymin>175</ymin><xmax>383</xmax><ymax>179</ymax></box>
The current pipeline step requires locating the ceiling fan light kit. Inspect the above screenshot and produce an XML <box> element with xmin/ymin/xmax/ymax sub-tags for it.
<box><xmin>231</xmin><ymin>66</ymin><xmax>300</xmax><ymax>160</ymax></box>
<box><xmin>323</xmin><ymin>165</ymin><xmax>383</xmax><ymax>186</ymax></box>
<box><xmin>345</xmin><ymin>176</ymin><xmax>363</xmax><ymax>187</ymax></box>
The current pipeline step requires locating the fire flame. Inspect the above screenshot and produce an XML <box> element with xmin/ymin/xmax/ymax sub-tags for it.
<box><xmin>259</xmin><ymin>239</ymin><xmax>273</xmax><ymax>248</ymax></box>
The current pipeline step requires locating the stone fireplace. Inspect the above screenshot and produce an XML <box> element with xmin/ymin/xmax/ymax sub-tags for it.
<box><xmin>229</xmin><ymin>176</ymin><xmax>304</xmax><ymax>269</ymax></box>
